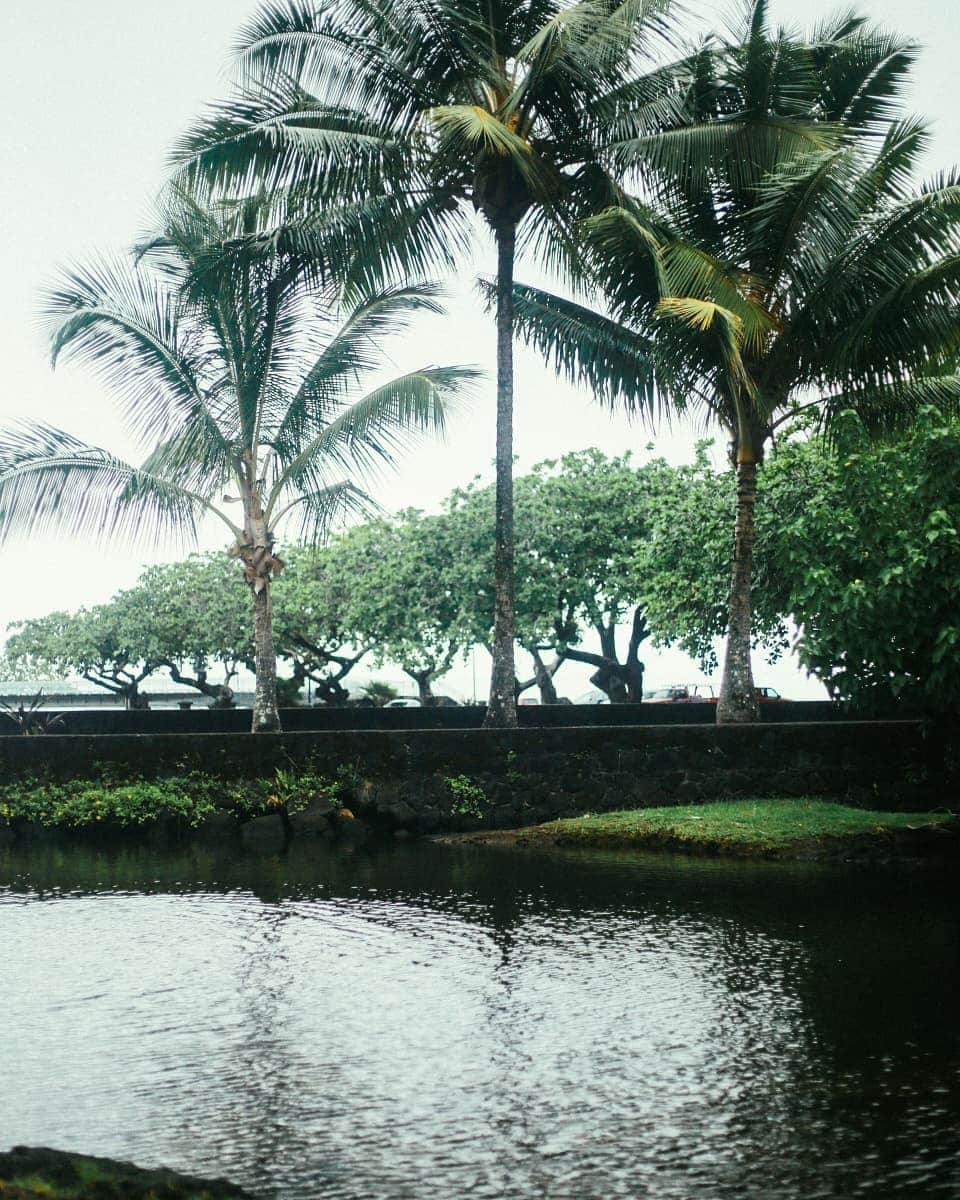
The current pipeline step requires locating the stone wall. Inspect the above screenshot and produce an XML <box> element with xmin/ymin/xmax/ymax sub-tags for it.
<box><xmin>0</xmin><ymin>700</ymin><xmax>887</xmax><ymax>737</ymax></box>
<box><xmin>0</xmin><ymin>722</ymin><xmax>951</xmax><ymax>839</ymax></box>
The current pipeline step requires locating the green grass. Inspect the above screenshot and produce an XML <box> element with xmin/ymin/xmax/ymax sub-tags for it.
<box><xmin>536</xmin><ymin>799</ymin><xmax>955</xmax><ymax>854</ymax></box>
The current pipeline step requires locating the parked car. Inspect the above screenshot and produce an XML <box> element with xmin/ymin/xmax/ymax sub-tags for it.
<box><xmin>573</xmin><ymin>689</ymin><xmax>609</xmax><ymax>705</ymax></box>
<box><xmin>643</xmin><ymin>685</ymin><xmax>717</xmax><ymax>703</ymax></box>
<box><xmin>383</xmin><ymin>695</ymin><xmax>461</xmax><ymax>708</ymax></box>
<box><xmin>756</xmin><ymin>686</ymin><xmax>787</xmax><ymax>702</ymax></box>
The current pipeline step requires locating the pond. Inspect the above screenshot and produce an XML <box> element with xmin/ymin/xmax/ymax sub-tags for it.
<box><xmin>1</xmin><ymin>840</ymin><xmax>958</xmax><ymax>1199</ymax></box>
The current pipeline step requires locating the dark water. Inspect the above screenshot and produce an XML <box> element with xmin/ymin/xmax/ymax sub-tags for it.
<box><xmin>1</xmin><ymin>840</ymin><xmax>958</xmax><ymax>1199</ymax></box>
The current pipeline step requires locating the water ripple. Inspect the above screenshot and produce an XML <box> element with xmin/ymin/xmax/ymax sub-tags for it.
<box><xmin>0</xmin><ymin>842</ymin><xmax>957</xmax><ymax>1199</ymax></box>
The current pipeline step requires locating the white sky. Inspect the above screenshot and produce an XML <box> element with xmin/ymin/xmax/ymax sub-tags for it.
<box><xmin>1</xmin><ymin>0</ymin><xmax>957</xmax><ymax>701</ymax></box>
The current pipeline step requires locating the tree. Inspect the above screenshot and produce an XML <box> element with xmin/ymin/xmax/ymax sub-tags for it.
<box><xmin>637</xmin><ymin>444</ymin><xmax>791</xmax><ymax>672</ymax></box>
<box><xmin>634</xmin><ymin>417</ymin><xmax>960</xmax><ymax>714</ymax></box>
<box><xmin>4</xmin><ymin>601</ymin><xmax>161</xmax><ymax>709</ymax></box>
<box><xmin>133</xmin><ymin>555</ymin><xmax>253</xmax><ymax>706</ymax></box>
<box><xmin>767</xmin><ymin>415</ymin><xmax>960</xmax><ymax>714</ymax></box>
<box><xmin>272</xmin><ymin>542</ymin><xmax>374</xmax><ymax>705</ymax></box>
<box><xmin>442</xmin><ymin>449</ymin><xmax>678</xmax><ymax>701</ymax></box>
<box><xmin>342</xmin><ymin>513</ymin><xmax>470</xmax><ymax>704</ymax></box>
<box><xmin>0</xmin><ymin>197</ymin><xmax>475</xmax><ymax>731</ymax></box>
<box><xmin>173</xmin><ymin>0</ymin><xmax>680</xmax><ymax>726</ymax></box>
<box><xmin>505</xmin><ymin>2</ymin><xmax>960</xmax><ymax>721</ymax></box>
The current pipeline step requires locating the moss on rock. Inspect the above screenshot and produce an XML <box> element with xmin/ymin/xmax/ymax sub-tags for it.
<box><xmin>0</xmin><ymin>1146</ymin><xmax>253</xmax><ymax>1199</ymax></box>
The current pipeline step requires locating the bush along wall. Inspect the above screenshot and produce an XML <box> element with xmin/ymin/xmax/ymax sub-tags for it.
<box><xmin>0</xmin><ymin>721</ymin><xmax>954</xmax><ymax>849</ymax></box>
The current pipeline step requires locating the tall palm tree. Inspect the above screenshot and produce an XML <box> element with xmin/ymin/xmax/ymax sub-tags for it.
<box><xmin>171</xmin><ymin>0</ymin><xmax>681</xmax><ymax>726</ymax></box>
<box><xmin>501</xmin><ymin>2</ymin><xmax>960</xmax><ymax>721</ymax></box>
<box><xmin>0</xmin><ymin>196</ymin><xmax>477</xmax><ymax>731</ymax></box>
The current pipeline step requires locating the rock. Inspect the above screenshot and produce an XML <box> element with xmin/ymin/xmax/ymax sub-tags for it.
<box><xmin>383</xmin><ymin>799</ymin><xmax>418</xmax><ymax>829</ymax></box>
<box><xmin>337</xmin><ymin>817</ymin><xmax>370</xmax><ymax>844</ymax></box>
<box><xmin>0</xmin><ymin>1145</ymin><xmax>254</xmax><ymax>1198</ymax></box>
<box><xmin>288</xmin><ymin>800</ymin><xmax>334</xmax><ymax>837</ymax></box>
<box><xmin>417</xmin><ymin>806</ymin><xmax>441</xmax><ymax>832</ymax></box>
<box><xmin>240</xmin><ymin>813</ymin><xmax>287</xmax><ymax>853</ymax></box>
<box><xmin>194</xmin><ymin>810</ymin><xmax>241</xmax><ymax>844</ymax></box>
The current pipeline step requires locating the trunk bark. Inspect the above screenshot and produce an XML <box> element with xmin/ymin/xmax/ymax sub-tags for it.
<box><xmin>405</xmin><ymin>669</ymin><xmax>435</xmax><ymax>706</ymax></box>
<box><xmin>717</xmin><ymin>457</ymin><xmax>760</xmax><ymax>724</ymax></box>
<box><xmin>165</xmin><ymin>664</ymin><xmax>235</xmax><ymax>708</ymax></box>
<box><xmin>241</xmin><ymin>493</ymin><xmax>282</xmax><ymax>733</ymax></box>
<box><xmin>251</xmin><ymin>581</ymin><xmax>281</xmax><ymax>732</ymax></box>
<box><xmin>531</xmin><ymin>648</ymin><xmax>560</xmax><ymax>705</ymax></box>
<box><xmin>484</xmin><ymin>224</ymin><xmax>519</xmax><ymax>729</ymax></box>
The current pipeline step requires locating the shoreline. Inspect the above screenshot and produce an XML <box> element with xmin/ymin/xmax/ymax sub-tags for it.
<box><xmin>438</xmin><ymin>800</ymin><xmax>960</xmax><ymax>863</ymax></box>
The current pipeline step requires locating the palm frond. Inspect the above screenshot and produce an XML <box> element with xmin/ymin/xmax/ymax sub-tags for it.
<box><xmin>267</xmin><ymin>364</ymin><xmax>481</xmax><ymax>515</ymax></box>
<box><xmin>272</xmin><ymin>479</ymin><xmax>379</xmax><ymax>543</ymax></box>
<box><xmin>489</xmin><ymin>280</ymin><xmax>661</xmax><ymax>414</ymax></box>
<box><xmin>817</xmin><ymin>375</ymin><xmax>960</xmax><ymax>439</ymax></box>
<box><xmin>272</xmin><ymin>282</ymin><xmax>449</xmax><ymax>450</ymax></box>
<box><xmin>0</xmin><ymin>423</ymin><xmax>229</xmax><ymax>548</ymax></box>
<box><xmin>40</xmin><ymin>254</ymin><xmax>216</xmax><ymax>451</ymax></box>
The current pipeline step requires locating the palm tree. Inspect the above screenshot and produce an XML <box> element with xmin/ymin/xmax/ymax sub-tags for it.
<box><xmin>502</xmin><ymin>2</ymin><xmax>960</xmax><ymax>721</ymax></box>
<box><xmin>171</xmin><ymin>0</ymin><xmax>681</xmax><ymax>726</ymax></box>
<box><xmin>0</xmin><ymin>196</ymin><xmax>477</xmax><ymax>731</ymax></box>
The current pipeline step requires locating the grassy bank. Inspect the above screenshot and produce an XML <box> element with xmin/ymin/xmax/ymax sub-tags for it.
<box><xmin>456</xmin><ymin>799</ymin><xmax>958</xmax><ymax>859</ymax></box>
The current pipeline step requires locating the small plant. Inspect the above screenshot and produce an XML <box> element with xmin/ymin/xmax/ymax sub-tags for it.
<box><xmin>360</xmin><ymin>680</ymin><xmax>401</xmax><ymax>707</ymax></box>
<box><xmin>0</xmin><ymin>690</ymin><xmax>65</xmax><ymax>735</ymax></box>
<box><xmin>444</xmin><ymin>774</ymin><xmax>486</xmax><ymax>819</ymax></box>
<box><xmin>263</xmin><ymin>765</ymin><xmax>341</xmax><ymax>815</ymax></box>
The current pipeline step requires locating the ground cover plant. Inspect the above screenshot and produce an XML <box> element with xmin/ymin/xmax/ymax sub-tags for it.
<box><xmin>526</xmin><ymin>799</ymin><xmax>956</xmax><ymax>854</ymax></box>
<box><xmin>0</xmin><ymin>767</ymin><xmax>342</xmax><ymax>832</ymax></box>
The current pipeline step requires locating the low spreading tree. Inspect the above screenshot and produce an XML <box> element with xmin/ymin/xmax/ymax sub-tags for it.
<box><xmin>4</xmin><ymin>601</ymin><xmax>161</xmax><ymax>709</ymax></box>
<box><xmin>133</xmin><ymin>555</ymin><xmax>253</xmax><ymax>707</ymax></box>
<box><xmin>272</xmin><ymin>544</ymin><xmax>372</xmax><ymax>706</ymax></box>
<box><xmin>340</xmin><ymin>513</ymin><xmax>469</xmax><ymax>704</ymax></box>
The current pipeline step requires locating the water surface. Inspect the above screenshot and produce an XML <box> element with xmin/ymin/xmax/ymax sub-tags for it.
<box><xmin>1</xmin><ymin>840</ymin><xmax>958</xmax><ymax>1198</ymax></box>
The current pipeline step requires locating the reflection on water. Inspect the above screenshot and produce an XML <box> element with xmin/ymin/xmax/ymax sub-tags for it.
<box><xmin>1</xmin><ymin>841</ymin><xmax>958</xmax><ymax>1199</ymax></box>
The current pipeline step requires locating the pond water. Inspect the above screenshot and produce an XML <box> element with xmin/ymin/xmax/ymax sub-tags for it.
<box><xmin>1</xmin><ymin>840</ymin><xmax>958</xmax><ymax>1199</ymax></box>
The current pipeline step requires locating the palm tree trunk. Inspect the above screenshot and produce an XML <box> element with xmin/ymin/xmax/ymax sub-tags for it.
<box><xmin>251</xmin><ymin>580</ymin><xmax>281</xmax><ymax>733</ymax></box>
<box><xmin>485</xmin><ymin>223</ymin><xmax>519</xmax><ymax>729</ymax></box>
<box><xmin>717</xmin><ymin>457</ymin><xmax>760</xmax><ymax>724</ymax></box>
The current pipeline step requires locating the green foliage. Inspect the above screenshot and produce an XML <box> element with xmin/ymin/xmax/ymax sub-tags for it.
<box><xmin>0</xmin><ymin>690</ymin><xmax>66</xmax><ymax>735</ymax></box>
<box><xmin>4</xmin><ymin>602</ymin><xmax>160</xmax><ymax>703</ymax></box>
<box><xmin>769</xmin><ymin>412</ymin><xmax>960</xmax><ymax>713</ymax></box>
<box><xmin>361</xmin><ymin>680</ymin><xmax>401</xmax><ymax>706</ymax></box>
<box><xmin>0</xmin><ymin>765</ymin><xmax>351</xmax><ymax>830</ymax></box>
<box><xmin>638</xmin><ymin>414</ymin><xmax>960</xmax><ymax>712</ymax></box>
<box><xmin>538</xmin><ymin>800</ymin><xmax>954</xmax><ymax>853</ymax></box>
<box><xmin>0</xmin><ymin>774</ymin><xmax>219</xmax><ymax>830</ymax></box>
<box><xmin>444</xmin><ymin>774</ymin><xmax>486</xmax><ymax>819</ymax></box>
<box><xmin>639</xmin><ymin>442</ymin><xmax>792</xmax><ymax>671</ymax></box>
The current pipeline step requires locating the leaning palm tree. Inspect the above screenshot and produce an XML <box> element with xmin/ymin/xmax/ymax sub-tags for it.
<box><xmin>0</xmin><ymin>195</ymin><xmax>477</xmax><ymax>731</ymax></box>
<box><xmin>503</xmin><ymin>3</ymin><xmax>960</xmax><ymax>721</ymax></box>
<box><xmin>171</xmin><ymin>0</ymin><xmax>682</xmax><ymax>726</ymax></box>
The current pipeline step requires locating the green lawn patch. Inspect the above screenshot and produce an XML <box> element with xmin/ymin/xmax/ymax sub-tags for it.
<box><xmin>470</xmin><ymin>799</ymin><xmax>957</xmax><ymax>859</ymax></box>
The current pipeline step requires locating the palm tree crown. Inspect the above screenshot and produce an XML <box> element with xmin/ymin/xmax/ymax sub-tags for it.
<box><xmin>505</xmin><ymin>2</ymin><xmax>960</xmax><ymax>719</ymax></box>
<box><xmin>171</xmin><ymin>0</ymin><xmax>679</xmax><ymax>725</ymax></box>
<box><xmin>0</xmin><ymin>195</ymin><xmax>477</xmax><ymax>730</ymax></box>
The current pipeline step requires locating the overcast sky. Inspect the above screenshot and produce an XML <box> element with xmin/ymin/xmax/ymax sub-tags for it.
<box><xmin>0</xmin><ymin>0</ymin><xmax>956</xmax><ymax>700</ymax></box>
